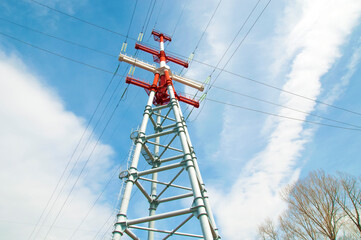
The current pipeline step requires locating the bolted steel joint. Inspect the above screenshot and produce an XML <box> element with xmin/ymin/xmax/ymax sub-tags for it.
<box><xmin>181</xmin><ymin>153</ymin><xmax>194</xmax><ymax>169</ymax></box>
<box><xmin>169</xmin><ymin>98</ymin><xmax>178</xmax><ymax>106</ymax></box>
<box><xmin>113</xmin><ymin>214</ymin><xmax>128</xmax><ymax>236</ymax></box>
<box><xmin>125</xmin><ymin>167</ymin><xmax>138</xmax><ymax>183</ymax></box>
<box><xmin>143</xmin><ymin>105</ymin><xmax>153</xmax><ymax>116</ymax></box>
<box><xmin>175</xmin><ymin>122</ymin><xmax>185</xmax><ymax>134</ymax></box>
<box><xmin>148</xmin><ymin>199</ymin><xmax>159</xmax><ymax>210</ymax></box>
<box><xmin>191</xmin><ymin>199</ymin><xmax>208</xmax><ymax>219</ymax></box>
<box><xmin>152</xmin><ymin>157</ymin><xmax>161</xmax><ymax>168</ymax></box>
<box><xmin>155</xmin><ymin>124</ymin><xmax>163</xmax><ymax>132</ymax></box>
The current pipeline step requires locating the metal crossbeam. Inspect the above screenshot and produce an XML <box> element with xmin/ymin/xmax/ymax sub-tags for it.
<box><xmin>152</xmin><ymin>112</ymin><xmax>176</xmax><ymax>122</ymax></box>
<box><xmin>146</xmin><ymin>138</ymin><xmax>182</xmax><ymax>153</ymax></box>
<box><xmin>126</xmin><ymin>208</ymin><xmax>192</xmax><ymax>225</ymax></box>
<box><xmin>129</xmin><ymin>226</ymin><xmax>203</xmax><ymax>238</ymax></box>
<box><xmin>138</xmin><ymin>162</ymin><xmax>183</xmax><ymax>177</ymax></box>
<box><xmin>156</xmin><ymin>169</ymin><xmax>185</xmax><ymax>200</ymax></box>
<box><xmin>158</xmin><ymin>192</ymin><xmax>194</xmax><ymax>203</ymax></box>
<box><xmin>163</xmin><ymin>214</ymin><xmax>195</xmax><ymax>239</ymax></box>
<box><xmin>160</xmin><ymin>154</ymin><xmax>184</xmax><ymax>163</ymax></box>
<box><xmin>145</xmin><ymin>129</ymin><xmax>176</xmax><ymax>140</ymax></box>
<box><xmin>138</xmin><ymin>177</ymin><xmax>192</xmax><ymax>191</ymax></box>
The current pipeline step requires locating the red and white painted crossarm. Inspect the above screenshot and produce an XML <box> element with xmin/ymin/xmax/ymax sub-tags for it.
<box><xmin>134</xmin><ymin>43</ymin><xmax>188</xmax><ymax>68</ymax></box>
<box><xmin>118</xmin><ymin>53</ymin><xmax>156</xmax><ymax>73</ymax></box>
<box><xmin>118</xmin><ymin>53</ymin><xmax>204</xmax><ymax>91</ymax></box>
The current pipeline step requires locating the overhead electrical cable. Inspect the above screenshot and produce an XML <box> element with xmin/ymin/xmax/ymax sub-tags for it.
<box><xmin>152</xmin><ymin>0</ymin><xmax>165</xmax><ymax>30</ymax></box>
<box><xmin>143</xmin><ymin>0</ymin><xmax>157</xmax><ymax>37</ymax></box>
<box><xmin>0</xmin><ymin>17</ymin><xmax>116</xmax><ymax>58</ymax></box>
<box><xmin>42</xmin><ymin>86</ymin><xmax>129</xmax><ymax>239</ymax></box>
<box><xmin>93</xmin><ymin>209</ymin><xmax>118</xmax><ymax>240</ymax></box>
<box><xmin>206</xmin><ymin>98</ymin><xmax>361</xmax><ymax>131</ymax></box>
<box><xmin>29</xmin><ymin>0</ymin><xmax>131</xmax><ymax>39</ymax></box>
<box><xmin>125</xmin><ymin>0</ymin><xmax>139</xmax><ymax>41</ymax></box>
<box><xmin>2</xmin><ymin>31</ymin><xmax>360</xmax><ymax>131</ymax></box>
<box><xmin>208</xmin><ymin>0</ymin><xmax>271</xmax><ymax>91</ymax></box>
<box><xmin>194</xmin><ymin>0</ymin><xmax>222</xmax><ymax>55</ymax></box>
<box><xmin>1</xmin><ymin>14</ymin><xmax>138</xmax><ymax>238</ymax></box>
<box><xmin>26</xmin><ymin>64</ymin><xmax>120</xmax><ymax>240</ymax></box>
<box><xmin>0</xmin><ymin>21</ymin><xmax>134</xmax><ymax>240</ymax></box>
<box><xmin>189</xmin><ymin>0</ymin><xmax>263</xmax><ymax>121</ymax></box>
<box><xmin>25</xmin><ymin>3</ymin><xmax>147</xmax><ymax>235</ymax></box>
<box><xmin>170</xmin><ymin>0</ymin><xmax>189</xmax><ymax>38</ymax></box>
<box><xmin>214</xmin><ymin>0</ymin><xmax>261</xmax><ymax>78</ymax></box>
<box><xmin>90</xmin><ymin>101</ymin><xmax>142</xmax><ymax>240</ymax></box>
<box><xmin>27</xmin><ymin>0</ymin><xmax>361</xmax><ymax>116</ymax></box>
<box><xmin>0</xmin><ymin>32</ymin><xmax>123</xmax><ymax>76</ymax></box>
<box><xmin>68</xmin><ymin>164</ymin><xmax>122</xmax><ymax>239</ymax></box>
<box><xmin>210</xmin><ymin>87</ymin><xmax>361</xmax><ymax>129</ymax></box>
<box><xmin>31</xmin><ymin>73</ymin><xmax>127</xmax><ymax>240</ymax></box>
<box><xmin>175</xmin><ymin>0</ymin><xmax>223</xmax><ymax>116</ymax></box>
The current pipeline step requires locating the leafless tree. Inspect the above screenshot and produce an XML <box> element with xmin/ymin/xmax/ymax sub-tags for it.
<box><xmin>338</xmin><ymin>219</ymin><xmax>361</xmax><ymax>240</ymax></box>
<box><xmin>258</xmin><ymin>218</ymin><xmax>279</xmax><ymax>240</ymax></box>
<box><xmin>257</xmin><ymin>170</ymin><xmax>360</xmax><ymax>240</ymax></box>
<box><xmin>334</xmin><ymin>173</ymin><xmax>361</xmax><ymax>234</ymax></box>
<box><xmin>279</xmin><ymin>211</ymin><xmax>319</xmax><ymax>240</ymax></box>
<box><xmin>281</xmin><ymin>170</ymin><xmax>343</xmax><ymax>240</ymax></box>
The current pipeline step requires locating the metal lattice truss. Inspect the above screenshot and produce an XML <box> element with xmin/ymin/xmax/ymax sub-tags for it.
<box><xmin>112</xmin><ymin>87</ymin><xmax>220</xmax><ymax>240</ymax></box>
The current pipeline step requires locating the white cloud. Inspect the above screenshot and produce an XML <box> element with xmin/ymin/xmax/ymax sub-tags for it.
<box><xmin>322</xmin><ymin>39</ymin><xmax>361</xmax><ymax>107</ymax></box>
<box><xmin>0</xmin><ymin>50</ymin><xmax>116</xmax><ymax>239</ymax></box>
<box><xmin>205</xmin><ymin>0</ymin><xmax>361</xmax><ymax>239</ymax></box>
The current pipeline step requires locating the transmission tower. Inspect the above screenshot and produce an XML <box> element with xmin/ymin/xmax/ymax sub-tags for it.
<box><xmin>112</xmin><ymin>30</ymin><xmax>220</xmax><ymax>240</ymax></box>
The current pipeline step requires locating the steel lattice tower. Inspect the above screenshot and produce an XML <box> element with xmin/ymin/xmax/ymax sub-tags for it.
<box><xmin>112</xmin><ymin>31</ymin><xmax>220</xmax><ymax>240</ymax></box>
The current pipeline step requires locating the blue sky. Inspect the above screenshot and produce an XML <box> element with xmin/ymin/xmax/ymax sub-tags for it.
<box><xmin>1</xmin><ymin>0</ymin><xmax>361</xmax><ymax>239</ymax></box>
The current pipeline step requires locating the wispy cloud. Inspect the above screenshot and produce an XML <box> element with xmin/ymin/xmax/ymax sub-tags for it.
<box><xmin>205</xmin><ymin>0</ymin><xmax>361</xmax><ymax>239</ymax></box>
<box><xmin>322</xmin><ymin>39</ymin><xmax>361</xmax><ymax>107</ymax></box>
<box><xmin>0</xmin><ymin>50</ymin><xmax>114</xmax><ymax>239</ymax></box>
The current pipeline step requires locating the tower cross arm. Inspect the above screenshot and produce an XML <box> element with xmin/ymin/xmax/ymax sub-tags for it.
<box><xmin>171</xmin><ymin>73</ymin><xmax>204</xmax><ymax>92</ymax></box>
<box><xmin>118</xmin><ymin>53</ymin><xmax>204</xmax><ymax>92</ymax></box>
<box><xmin>118</xmin><ymin>53</ymin><xmax>157</xmax><ymax>73</ymax></box>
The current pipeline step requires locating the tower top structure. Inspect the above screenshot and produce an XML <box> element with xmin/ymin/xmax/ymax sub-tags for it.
<box><xmin>118</xmin><ymin>30</ymin><xmax>204</xmax><ymax>107</ymax></box>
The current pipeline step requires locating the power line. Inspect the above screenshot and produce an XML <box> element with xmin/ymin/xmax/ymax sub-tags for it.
<box><xmin>193</xmin><ymin>0</ymin><xmax>222</xmax><ymax>54</ymax></box>
<box><xmin>42</xmin><ymin>86</ymin><xmax>129</xmax><ymax>239</ymax></box>
<box><xmin>90</xmin><ymin>91</ymin><xmax>143</xmax><ymax>240</ymax></box>
<box><xmin>125</xmin><ymin>0</ymin><xmax>139</xmax><ymax>42</ymax></box>
<box><xmin>29</xmin><ymin>0</ymin><xmax>130</xmax><ymax>39</ymax></box>
<box><xmin>170</xmin><ymin>0</ymin><xmax>189</xmax><ymax>38</ymax></box>
<box><xmin>208</xmin><ymin>0</ymin><xmax>262</xmax><ymax>81</ymax></box>
<box><xmin>141</xmin><ymin>0</ymin><xmax>157</xmax><ymax>35</ymax></box>
<box><xmin>209</xmin><ymin>0</ymin><xmax>267</xmax><ymax>90</ymax></box>
<box><xmin>0</xmin><ymin>31</ymin><xmax>122</xmax><ymax>76</ymax></box>
<box><xmin>178</xmin><ymin>0</ymin><xmax>223</xmax><ymax>116</ymax></box>
<box><xmin>0</xmin><ymin>17</ymin><xmax>116</xmax><ymax>58</ymax></box>
<box><xmin>68</xmin><ymin>164</ymin><xmax>122</xmax><ymax>239</ymax></box>
<box><xmin>205</xmin><ymin>98</ymin><xmax>361</xmax><ymax>132</ymax></box>
<box><xmin>152</xmin><ymin>0</ymin><xmax>165</xmax><ymax>30</ymax></box>
<box><xmin>2</xmin><ymin>31</ymin><xmax>360</xmax><ymax>131</ymax></box>
<box><xmin>27</xmin><ymin>64</ymin><xmax>121</xmax><ymax>240</ymax></box>
<box><xmin>210</xmin><ymin>86</ymin><xmax>361</xmax><ymax>129</ymax></box>
<box><xmin>191</xmin><ymin>0</ymin><xmax>265</xmax><ymax>121</ymax></box>
<box><xmin>0</xmin><ymin>29</ymin><xmax>136</xmax><ymax>240</ymax></box>
<box><xmin>26</xmin><ymin>0</ymin><xmax>361</xmax><ymax>116</ymax></box>
<box><xmin>32</xmin><ymin>72</ymin><xmax>127</xmax><ymax>240</ymax></box>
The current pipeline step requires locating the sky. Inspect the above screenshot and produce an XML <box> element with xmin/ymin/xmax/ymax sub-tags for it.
<box><xmin>0</xmin><ymin>0</ymin><xmax>361</xmax><ymax>239</ymax></box>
